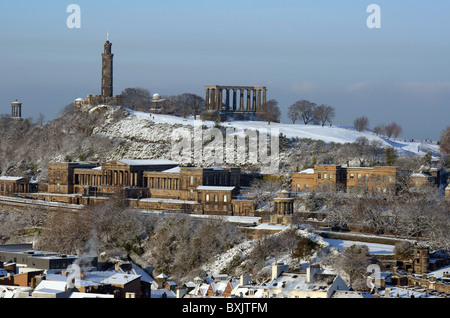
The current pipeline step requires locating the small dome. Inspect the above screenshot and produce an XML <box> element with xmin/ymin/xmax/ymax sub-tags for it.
<box><xmin>75</xmin><ymin>97</ymin><xmax>84</xmax><ymax>102</ymax></box>
<box><xmin>152</xmin><ymin>93</ymin><xmax>161</xmax><ymax>100</ymax></box>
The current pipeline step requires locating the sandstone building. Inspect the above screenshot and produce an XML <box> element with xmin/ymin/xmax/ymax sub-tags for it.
<box><xmin>0</xmin><ymin>176</ymin><xmax>30</xmax><ymax>196</ymax></box>
<box><xmin>292</xmin><ymin>165</ymin><xmax>400</xmax><ymax>196</ymax></box>
<box><xmin>37</xmin><ymin>159</ymin><xmax>255</xmax><ymax>216</ymax></box>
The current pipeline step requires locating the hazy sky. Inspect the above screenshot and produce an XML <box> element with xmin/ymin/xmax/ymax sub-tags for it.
<box><xmin>1</xmin><ymin>1</ymin><xmax>449</xmax><ymax>140</ymax></box>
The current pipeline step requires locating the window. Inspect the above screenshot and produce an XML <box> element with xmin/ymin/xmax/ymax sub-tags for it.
<box><xmin>365</xmin><ymin>174</ymin><xmax>369</xmax><ymax>180</ymax></box>
<box><xmin>206</xmin><ymin>194</ymin><xmax>210</xmax><ymax>202</ymax></box>
<box><xmin>214</xmin><ymin>194</ymin><xmax>218</xmax><ymax>202</ymax></box>
<box><xmin>350</xmin><ymin>173</ymin><xmax>354</xmax><ymax>179</ymax></box>
<box><xmin>357</xmin><ymin>173</ymin><xmax>362</xmax><ymax>179</ymax></box>
<box><xmin>388</xmin><ymin>175</ymin><xmax>393</xmax><ymax>182</ymax></box>
<box><xmin>57</xmin><ymin>170</ymin><xmax>60</xmax><ymax>178</ymax></box>
<box><xmin>317</xmin><ymin>173</ymin><xmax>321</xmax><ymax>179</ymax></box>
<box><xmin>324</xmin><ymin>173</ymin><xmax>327</xmax><ymax>179</ymax></box>
<box><xmin>223</xmin><ymin>194</ymin><xmax>228</xmax><ymax>203</ymax></box>
<box><xmin>329</xmin><ymin>173</ymin><xmax>333</xmax><ymax>180</ymax></box>
<box><xmin>190</xmin><ymin>176</ymin><xmax>194</xmax><ymax>186</ymax></box>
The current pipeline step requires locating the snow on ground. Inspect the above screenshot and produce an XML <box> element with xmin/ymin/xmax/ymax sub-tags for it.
<box><xmin>428</xmin><ymin>264</ymin><xmax>450</xmax><ymax>279</ymax></box>
<box><xmin>323</xmin><ymin>238</ymin><xmax>395</xmax><ymax>255</ymax></box>
<box><xmin>125</xmin><ymin>109</ymin><xmax>439</xmax><ymax>157</ymax></box>
<box><xmin>379</xmin><ymin>286</ymin><xmax>441</xmax><ymax>298</ymax></box>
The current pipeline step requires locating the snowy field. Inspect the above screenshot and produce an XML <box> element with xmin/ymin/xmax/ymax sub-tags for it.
<box><xmin>323</xmin><ymin>238</ymin><xmax>395</xmax><ymax>255</ymax></box>
<box><xmin>127</xmin><ymin>109</ymin><xmax>440</xmax><ymax>157</ymax></box>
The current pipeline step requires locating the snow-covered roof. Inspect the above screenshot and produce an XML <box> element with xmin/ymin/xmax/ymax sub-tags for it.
<box><xmin>0</xmin><ymin>176</ymin><xmax>24</xmax><ymax>181</ymax></box>
<box><xmin>118</xmin><ymin>159</ymin><xmax>178</xmax><ymax>166</ymax></box>
<box><xmin>100</xmin><ymin>272</ymin><xmax>140</xmax><ymax>285</ymax></box>
<box><xmin>298</xmin><ymin>168</ymin><xmax>314</xmax><ymax>174</ymax></box>
<box><xmin>137</xmin><ymin>198</ymin><xmax>199</xmax><ymax>204</ymax></box>
<box><xmin>410</xmin><ymin>172</ymin><xmax>431</xmax><ymax>178</ymax></box>
<box><xmin>332</xmin><ymin>291</ymin><xmax>374</xmax><ymax>298</ymax></box>
<box><xmin>151</xmin><ymin>288</ymin><xmax>176</xmax><ymax>298</ymax></box>
<box><xmin>196</xmin><ymin>186</ymin><xmax>235</xmax><ymax>191</ymax></box>
<box><xmin>34</xmin><ymin>280</ymin><xmax>67</xmax><ymax>293</ymax></box>
<box><xmin>0</xmin><ymin>285</ymin><xmax>32</xmax><ymax>298</ymax></box>
<box><xmin>46</xmin><ymin>271</ymin><xmax>140</xmax><ymax>288</ymax></box>
<box><xmin>161</xmin><ymin>166</ymin><xmax>181</xmax><ymax>173</ymax></box>
<box><xmin>69</xmin><ymin>292</ymin><xmax>114</xmax><ymax>298</ymax></box>
<box><xmin>267</xmin><ymin>272</ymin><xmax>337</xmax><ymax>292</ymax></box>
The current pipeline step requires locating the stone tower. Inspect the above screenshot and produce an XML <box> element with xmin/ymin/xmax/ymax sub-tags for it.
<box><xmin>413</xmin><ymin>244</ymin><xmax>429</xmax><ymax>274</ymax></box>
<box><xmin>11</xmin><ymin>99</ymin><xmax>22</xmax><ymax>118</ymax></box>
<box><xmin>101</xmin><ymin>38</ymin><xmax>114</xmax><ymax>98</ymax></box>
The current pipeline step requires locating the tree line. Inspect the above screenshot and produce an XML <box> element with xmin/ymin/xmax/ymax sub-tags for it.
<box><xmin>287</xmin><ymin>100</ymin><xmax>336</xmax><ymax>126</ymax></box>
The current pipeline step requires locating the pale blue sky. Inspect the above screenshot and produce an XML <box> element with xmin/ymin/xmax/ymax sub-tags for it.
<box><xmin>0</xmin><ymin>1</ymin><xmax>449</xmax><ymax>140</ymax></box>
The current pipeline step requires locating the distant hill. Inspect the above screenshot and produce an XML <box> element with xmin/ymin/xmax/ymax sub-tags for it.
<box><xmin>0</xmin><ymin>104</ymin><xmax>440</xmax><ymax>181</ymax></box>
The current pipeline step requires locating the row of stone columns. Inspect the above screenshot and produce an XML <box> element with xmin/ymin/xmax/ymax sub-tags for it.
<box><xmin>274</xmin><ymin>200</ymin><xmax>294</xmax><ymax>215</ymax></box>
<box><xmin>76</xmin><ymin>170</ymin><xmax>140</xmax><ymax>187</ymax></box>
<box><xmin>146</xmin><ymin>176</ymin><xmax>180</xmax><ymax>190</ymax></box>
<box><xmin>205</xmin><ymin>86</ymin><xmax>266</xmax><ymax>112</ymax></box>
<box><xmin>11</xmin><ymin>101</ymin><xmax>22</xmax><ymax>118</ymax></box>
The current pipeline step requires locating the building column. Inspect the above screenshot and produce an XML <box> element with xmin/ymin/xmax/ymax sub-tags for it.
<box><xmin>211</xmin><ymin>89</ymin><xmax>216</xmax><ymax>110</ymax></box>
<box><xmin>257</xmin><ymin>89</ymin><xmax>261</xmax><ymax>112</ymax></box>
<box><xmin>246</xmin><ymin>90</ymin><xmax>251</xmax><ymax>111</ymax></box>
<box><xmin>225</xmin><ymin>89</ymin><xmax>230</xmax><ymax>111</ymax></box>
<box><xmin>218</xmin><ymin>89</ymin><xmax>223</xmax><ymax>110</ymax></box>
<box><xmin>232</xmin><ymin>89</ymin><xmax>237</xmax><ymax>111</ymax></box>
<box><xmin>205</xmin><ymin>88</ymin><xmax>210</xmax><ymax>110</ymax></box>
<box><xmin>263</xmin><ymin>88</ymin><xmax>267</xmax><ymax>106</ymax></box>
<box><xmin>240</xmin><ymin>89</ymin><xmax>244</xmax><ymax>111</ymax></box>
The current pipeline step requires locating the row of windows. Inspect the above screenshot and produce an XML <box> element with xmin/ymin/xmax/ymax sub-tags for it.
<box><xmin>317</xmin><ymin>172</ymin><xmax>394</xmax><ymax>182</ymax></box>
<box><xmin>205</xmin><ymin>194</ymin><xmax>228</xmax><ymax>203</ymax></box>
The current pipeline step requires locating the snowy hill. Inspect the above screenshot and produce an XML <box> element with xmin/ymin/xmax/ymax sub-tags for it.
<box><xmin>92</xmin><ymin>105</ymin><xmax>439</xmax><ymax>160</ymax></box>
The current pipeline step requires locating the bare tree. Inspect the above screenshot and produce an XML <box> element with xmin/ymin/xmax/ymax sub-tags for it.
<box><xmin>257</xmin><ymin>99</ymin><xmax>281</xmax><ymax>125</ymax></box>
<box><xmin>354</xmin><ymin>116</ymin><xmax>369</xmax><ymax>132</ymax></box>
<box><xmin>373</xmin><ymin>124</ymin><xmax>386</xmax><ymax>136</ymax></box>
<box><xmin>116</xmin><ymin>87</ymin><xmax>152</xmax><ymax>112</ymax></box>
<box><xmin>294</xmin><ymin>100</ymin><xmax>317</xmax><ymax>125</ymax></box>
<box><xmin>330</xmin><ymin>244</ymin><xmax>371</xmax><ymax>291</ymax></box>
<box><xmin>384</xmin><ymin>122</ymin><xmax>402</xmax><ymax>140</ymax></box>
<box><xmin>314</xmin><ymin>104</ymin><xmax>335</xmax><ymax>127</ymax></box>
<box><xmin>288</xmin><ymin>103</ymin><xmax>301</xmax><ymax>124</ymax></box>
<box><xmin>175</xmin><ymin>93</ymin><xmax>205</xmax><ymax>119</ymax></box>
<box><xmin>440</xmin><ymin>126</ymin><xmax>450</xmax><ymax>156</ymax></box>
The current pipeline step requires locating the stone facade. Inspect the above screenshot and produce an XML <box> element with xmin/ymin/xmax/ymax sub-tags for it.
<box><xmin>270</xmin><ymin>190</ymin><xmax>294</xmax><ymax>225</ymax></box>
<box><xmin>44</xmin><ymin>159</ymin><xmax>250</xmax><ymax>216</ymax></box>
<box><xmin>202</xmin><ymin>85</ymin><xmax>267</xmax><ymax>121</ymax></box>
<box><xmin>11</xmin><ymin>100</ymin><xmax>22</xmax><ymax>118</ymax></box>
<box><xmin>101</xmin><ymin>40</ymin><xmax>114</xmax><ymax>98</ymax></box>
<box><xmin>292</xmin><ymin>165</ymin><xmax>399</xmax><ymax>196</ymax></box>
<box><xmin>0</xmin><ymin>176</ymin><xmax>29</xmax><ymax>196</ymax></box>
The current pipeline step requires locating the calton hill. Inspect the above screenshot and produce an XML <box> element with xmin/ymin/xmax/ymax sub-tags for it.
<box><xmin>0</xmin><ymin>86</ymin><xmax>450</xmax><ymax>296</ymax></box>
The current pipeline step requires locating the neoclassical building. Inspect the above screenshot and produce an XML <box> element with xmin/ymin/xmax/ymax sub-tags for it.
<box><xmin>292</xmin><ymin>165</ymin><xmax>399</xmax><ymax>196</ymax></box>
<box><xmin>40</xmin><ymin>159</ymin><xmax>253</xmax><ymax>216</ymax></box>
